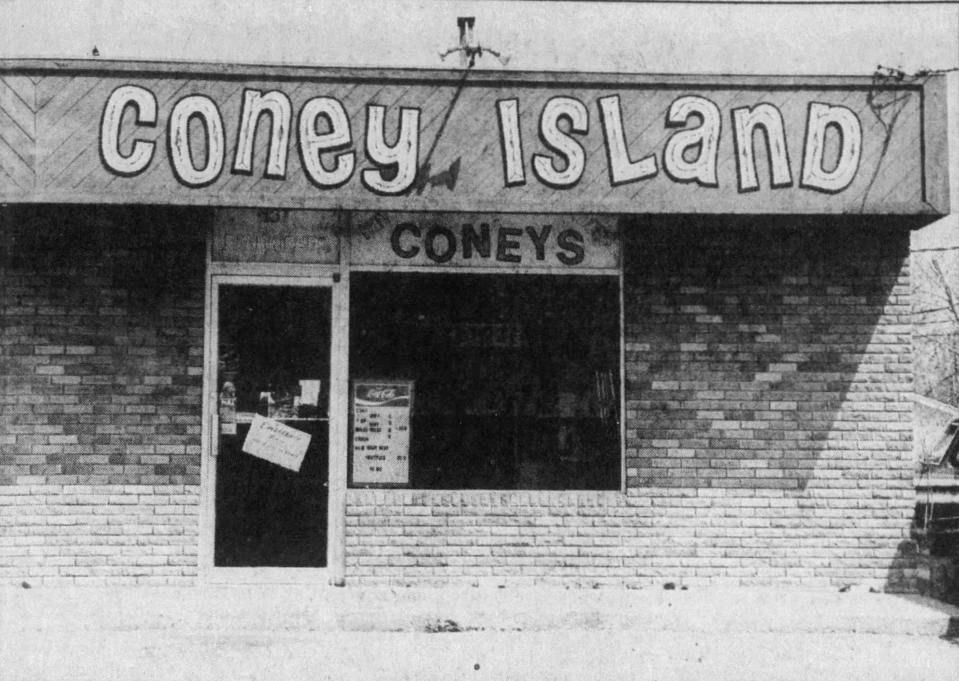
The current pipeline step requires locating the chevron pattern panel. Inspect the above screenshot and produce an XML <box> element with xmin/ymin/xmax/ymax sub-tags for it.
<box><xmin>0</xmin><ymin>75</ymin><xmax>37</xmax><ymax>195</ymax></box>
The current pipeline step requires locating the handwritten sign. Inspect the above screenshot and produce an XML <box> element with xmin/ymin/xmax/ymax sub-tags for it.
<box><xmin>242</xmin><ymin>414</ymin><xmax>311</xmax><ymax>472</ymax></box>
<box><xmin>351</xmin><ymin>381</ymin><xmax>413</xmax><ymax>486</ymax></box>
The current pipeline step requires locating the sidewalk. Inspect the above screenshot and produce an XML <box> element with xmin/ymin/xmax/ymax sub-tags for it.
<box><xmin>3</xmin><ymin>585</ymin><xmax>959</xmax><ymax>681</ymax></box>
<box><xmin>3</xmin><ymin>583</ymin><xmax>958</xmax><ymax>636</ymax></box>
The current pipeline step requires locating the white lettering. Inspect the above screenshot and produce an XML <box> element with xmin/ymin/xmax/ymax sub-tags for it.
<box><xmin>532</xmin><ymin>96</ymin><xmax>588</xmax><ymax>188</ymax></box>
<box><xmin>299</xmin><ymin>97</ymin><xmax>355</xmax><ymax>188</ymax></box>
<box><xmin>496</xmin><ymin>98</ymin><xmax>526</xmax><ymax>187</ymax></box>
<box><xmin>169</xmin><ymin>95</ymin><xmax>225</xmax><ymax>188</ymax></box>
<box><xmin>801</xmin><ymin>102</ymin><xmax>862</xmax><ymax>193</ymax></box>
<box><xmin>732</xmin><ymin>103</ymin><xmax>792</xmax><ymax>192</ymax></box>
<box><xmin>361</xmin><ymin>104</ymin><xmax>420</xmax><ymax>195</ymax></box>
<box><xmin>663</xmin><ymin>95</ymin><xmax>721</xmax><ymax>187</ymax></box>
<box><xmin>100</xmin><ymin>85</ymin><xmax>157</xmax><ymax>176</ymax></box>
<box><xmin>598</xmin><ymin>95</ymin><xmax>657</xmax><ymax>186</ymax></box>
<box><xmin>232</xmin><ymin>89</ymin><xmax>292</xmax><ymax>179</ymax></box>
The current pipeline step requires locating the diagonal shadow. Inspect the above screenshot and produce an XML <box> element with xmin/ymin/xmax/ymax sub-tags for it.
<box><xmin>623</xmin><ymin>214</ymin><xmax>934</xmax><ymax>590</ymax></box>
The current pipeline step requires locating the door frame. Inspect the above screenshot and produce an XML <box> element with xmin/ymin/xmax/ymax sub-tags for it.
<box><xmin>199</xmin><ymin>263</ymin><xmax>349</xmax><ymax>584</ymax></box>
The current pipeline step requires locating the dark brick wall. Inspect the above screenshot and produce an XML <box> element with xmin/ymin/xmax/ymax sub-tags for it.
<box><xmin>624</xmin><ymin>218</ymin><xmax>912</xmax><ymax>493</ymax></box>
<box><xmin>0</xmin><ymin>205</ymin><xmax>207</xmax><ymax>584</ymax></box>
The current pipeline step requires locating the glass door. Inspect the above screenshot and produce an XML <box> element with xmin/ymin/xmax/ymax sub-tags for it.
<box><xmin>211</xmin><ymin>281</ymin><xmax>332</xmax><ymax>568</ymax></box>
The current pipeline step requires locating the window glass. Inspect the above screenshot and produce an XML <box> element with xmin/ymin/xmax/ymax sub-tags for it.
<box><xmin>349</xmin><ymin>273</ymin><xmax>620</xmax><ymax>490</ymax></box>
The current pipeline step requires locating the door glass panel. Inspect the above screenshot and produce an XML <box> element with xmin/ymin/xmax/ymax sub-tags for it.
<box><xmin>214</xmin><ymin>285</ymin><xmax>331</xmax><ymax>567</ymax></box>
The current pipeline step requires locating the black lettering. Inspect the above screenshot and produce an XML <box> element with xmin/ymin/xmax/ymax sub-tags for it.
<box><xmin>391</xmin><ymin>222</ymin><xmax>420</xmax><ymax>258</ymax></box>
<box><xmin>462</xmin><ymin>223</ymin><xmax>491</xmax><ymax>259</ymax></box>
<box><xmin>496</xmin><ymin>227</ymin><xmax>523</xmax><ymax>263</ymax></box>
<box><xmin>525</xmin><ymin>225</ymin><xmax>552</xmax><ymax>261</ymax></box>
<box><xmin>556</xmin><ymin>229</ymin><xmax>585</xmax><ymax>266</ymax></box>
<box><xmin>425</xmin><ymin>226</ymin><xmax>456</xmax><ymax>263</ymax></box>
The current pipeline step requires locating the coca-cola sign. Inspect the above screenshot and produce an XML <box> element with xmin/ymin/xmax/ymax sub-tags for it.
<box><xmin>354</xmin><ymin>382</ymin><xmax>412</xmax><ymax>408</ymax></box>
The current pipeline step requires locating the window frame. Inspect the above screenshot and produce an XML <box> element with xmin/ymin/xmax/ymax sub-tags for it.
<box><xmin>346</xmin><ymin>263</ymin><xmax>626</xmax><ymax>494</ymax></box>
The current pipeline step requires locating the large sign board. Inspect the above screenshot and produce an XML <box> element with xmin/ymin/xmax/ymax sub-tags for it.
<box><xmin>351</xmin><ymin>381</ymin><xmax>413</xmax><ymax>487</ymax></box>
<box><xmin>0</xmin><ymin>63</ymin><xmax>947</xmax><ymax>215</ymax></box>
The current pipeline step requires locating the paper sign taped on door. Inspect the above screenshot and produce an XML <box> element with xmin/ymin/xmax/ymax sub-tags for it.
<box><xmin>242</xmin><ymin>414</ymin><xmax>311</xmax><ymax>472</ymax></box>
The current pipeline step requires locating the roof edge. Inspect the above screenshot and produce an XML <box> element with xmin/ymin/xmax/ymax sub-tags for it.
<box><xmin>0</xmin><ymin>57</ymin><xmax>934</xmax><ymax>89</ymax></box>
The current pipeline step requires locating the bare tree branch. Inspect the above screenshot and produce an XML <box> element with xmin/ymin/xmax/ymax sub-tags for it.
<box><xmin>931</xmin><ymin>258</ymin><xmax>959</xmax><ymax>324</ymax></box>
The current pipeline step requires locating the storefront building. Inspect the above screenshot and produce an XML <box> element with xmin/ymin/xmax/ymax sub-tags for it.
<box><xmin>0</xmin><ymin>59</ymin><xmax>951</xmax><ymax>587</ymax></box>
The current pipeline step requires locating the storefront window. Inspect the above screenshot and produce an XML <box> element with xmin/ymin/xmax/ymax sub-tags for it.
<box><xmin>349</xmin><ymin>273</ymin><xmax>621</xmax><ymax>490</ymax></box>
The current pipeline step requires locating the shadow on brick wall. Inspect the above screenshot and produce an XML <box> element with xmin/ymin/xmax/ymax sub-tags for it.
<box><xmin>623</xmin><ymin>214</ymin><xmax>922</xmax><ymax>494</ymax></box>
<box><xmin>623</xmin><ymin>215</ymin><xmax>930</xmax><ymax>589</ymax></box>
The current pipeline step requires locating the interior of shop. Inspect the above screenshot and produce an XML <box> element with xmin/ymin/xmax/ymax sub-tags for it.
<box><xmin>349</xmin><ymin>272</ymin><xmax>621</xmax><ymax>490</ymax></box>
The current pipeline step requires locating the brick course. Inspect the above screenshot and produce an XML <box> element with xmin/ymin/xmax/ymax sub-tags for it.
<box><xmin>0</xmin><ymin>484</ymin><xmax>199</xmax><ymax>585</ymax></box>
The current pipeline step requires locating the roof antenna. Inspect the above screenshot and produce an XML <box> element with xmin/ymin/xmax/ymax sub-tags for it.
<box><xmin>439</xmin><ymin>17</ymin><xmax>510</xmax><ymax>68</ymax></box>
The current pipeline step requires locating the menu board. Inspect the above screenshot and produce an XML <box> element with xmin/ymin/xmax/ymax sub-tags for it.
<box><xmin>351</xmin><ymin>380</ymin><xmax>413</xmax><ymax>486</ymax></box>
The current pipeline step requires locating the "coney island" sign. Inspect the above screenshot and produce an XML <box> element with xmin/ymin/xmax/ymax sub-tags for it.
<box><xmin>101</xmin><ymin>86</ymin><xmax>863</xmax><ymax>195</ymax></box>
<box><xmin>0</xmin><ymin>65</ymin><xmax>947</xmax><ymax>214</ymax></box>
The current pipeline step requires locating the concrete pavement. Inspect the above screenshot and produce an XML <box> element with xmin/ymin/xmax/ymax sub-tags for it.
<box><xmin>4</xmin><ymin>583</ymin><xmax>958</xmax><ymax>635</ymax></box>
<box><xmin>3</xmin><ymin>584</ymin><xmax>959</xmax><ymax>680</ymax></box>
<box><xmin>6</xmin><ymin>629</ymin><xmax>959</xmax><ymax>681</ymax></box>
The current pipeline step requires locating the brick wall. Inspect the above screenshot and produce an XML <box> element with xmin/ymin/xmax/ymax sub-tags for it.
<box><xmin>0</xmin><ymin>206</ymin><xmax>206</xmax><ymax>584</ymax></box>
<box><xmin>345</xmin><ymin>218</ymin><xmax>918</xmax><ymax>589</ymax></box>
<box><xmin>0</xmin><ymin>208</ymin><xmax>918</xmax><ymax>588</ymax></box>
